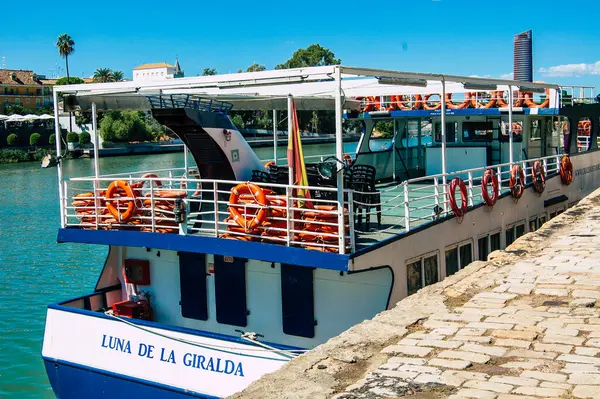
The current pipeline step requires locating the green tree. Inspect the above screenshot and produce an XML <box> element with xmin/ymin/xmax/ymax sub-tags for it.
<box><xmin>55</xmin><ymin>76</ymin><xmax>84</xmax><ymax>85</ymax></box>
<box><xmin>275</xmin><ymin>44</ymin><xmax>341</xmax><ymax>69</ymax></box>
<box><xmin>56</xmin><ymin>33</ymin><xmax>75</xmax><ymax>132</ymax></box>
<box><xmin>112</xmin><ymin>71</ymin><xmax>124</xmax><ymax>82</ymax></box>
<box><xmin>230</xmin><ymin>114</ymin><xmax>244</xmax><ymax>130</ymax></box>
<box><xmin>56</xmin><ymin>34</ymin><xmax>75</xmax><ymax>81</ymax></box>
<box><xmin>246</xmin><ymin>63</ymin><xmax>266</xmax><ymax>72</ymax></box>
<box><xmin>276</xmin><ymin>44</ymin><xmax>341</xmax><ymax>133</ymax></box>
<box><xmin>99</xmin><ymin>111</ymin><xmax>156</xmax><ymax>143</ymax></box>
<box><xmin>66</xmin><ymin>132</ymin><xmax>79</xmax><ymax>143</ymax></box>
<box><xmin>202</xmin><ymin>68</ymin><xmax>217</xmax><ymax>76</ymax></box>
<box><xmin>6</xmin><ymin>134</ymin><xmax>19</xmax><ymax>146</ymax></box>
<box><xmin>79</xmin><ymin>131</ymin><xmax>91</xmax><ymax>145</ymax></box>
<box><xmin>49</xmin><ymin>134</ymin><xmax>56</xmax><ymax>145</ymax></box>
<box><xmin>93</xmin><ymin>68</ymin><xmax>113</xmax><ymax>83</ymax></box>
<box><xmin>30</xmin><ymin>133</ymin><xmax>41</xmax><ymax>146</ymax></box>
<box><xmin>4</xmin><ymin>104</ymin><xmax>26</xmax><ymax>115</ymax></box>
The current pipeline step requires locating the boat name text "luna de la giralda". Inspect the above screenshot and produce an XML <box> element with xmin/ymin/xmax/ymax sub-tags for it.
<box><xmin>101</xmin><ymin>334</ymin><xmax>245</xmax><ymax>377</ymax></box>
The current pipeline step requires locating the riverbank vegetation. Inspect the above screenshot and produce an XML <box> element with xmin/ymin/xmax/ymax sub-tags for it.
<box><xmin>0</xmin><ymin>148</ymin><xmax>57</xmax><ymax>164</ymax></box>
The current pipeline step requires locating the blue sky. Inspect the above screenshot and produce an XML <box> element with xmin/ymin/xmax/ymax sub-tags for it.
<box><xmin>1</xmin><ymin>0</ymin><xmax>598</xmax><ymax>90</ymax></box>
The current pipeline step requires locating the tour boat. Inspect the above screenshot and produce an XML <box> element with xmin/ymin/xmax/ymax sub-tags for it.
<box><xmin>42</xmin><ymin>66</ymin><xmax>600</xmax><ymax>398</ymax></box>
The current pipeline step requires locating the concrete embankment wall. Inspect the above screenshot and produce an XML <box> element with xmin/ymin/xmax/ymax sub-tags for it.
<box><xmin>229</xmin><ymin>187</ymin><xmax>600</xmax><ymax>399</ymax></box>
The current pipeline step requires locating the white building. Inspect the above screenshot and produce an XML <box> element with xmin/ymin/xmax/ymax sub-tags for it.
<box><xmin>132</xmin><ymin>59</ymin><xmax>184</xmax><ymax>82</ymax></box>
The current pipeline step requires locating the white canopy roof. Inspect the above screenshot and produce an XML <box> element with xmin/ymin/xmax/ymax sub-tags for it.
<box><xmin>54</xmin><ymin>65</ymin><xmax>561</xmax><ymax>111</ymax></box>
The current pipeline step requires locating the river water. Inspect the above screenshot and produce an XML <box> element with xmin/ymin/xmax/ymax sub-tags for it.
<box><xmin>0</xmin><ymin>142</ymin><xmax>357</xmax><ymax>398</ymax></box>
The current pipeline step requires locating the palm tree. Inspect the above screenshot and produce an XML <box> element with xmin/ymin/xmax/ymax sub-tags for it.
<box><xmin>93</xmin><ymin>68</ymin><xmax>113</xmax><ymax>83</ymax></box>
<box><xmin>56</xmin><ymin>34</ymin><xmax>75</xmax><ymax>131</ymax></box>
<box><xmin>56</xmin><ymin>34</ymin><xmax>75</xmax><ymax>82</ymax></box>
<box><xmin>112</xmin><ymin>71</ymin><xmax>124</xmax><ymax>82</ymax></box>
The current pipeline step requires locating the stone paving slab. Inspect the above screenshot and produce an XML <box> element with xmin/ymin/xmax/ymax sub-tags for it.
<box><xmin>230</xmin><ymin>189</ymin><xmax>600</xmax><ymax>399</ymax></box>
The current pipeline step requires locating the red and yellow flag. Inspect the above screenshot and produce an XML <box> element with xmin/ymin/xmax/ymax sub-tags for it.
<box><xmin>287</xmin><ymin>99</ymin><xmax>312</xmax><ymax>208</ymax></box>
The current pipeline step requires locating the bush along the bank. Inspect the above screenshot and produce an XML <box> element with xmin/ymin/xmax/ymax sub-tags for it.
<box><xmin>6</xmin><ymin>133</ymin><xmax>19</xmax><ymax>146</ymax></box>
<box><xmin>66</xmin><ymin>132</ymin><xmax>79</xmax><ymax>143</ymax></box>
<box><xmin>0</xmin><ymin>148</ymin><xmax>57</xmax><ymax>164</ymax></box>
<box><xmin>79</xmin><ymin>131</ymin><xmax>91</xmax><ymax>145</ymax></box>
<box><xmin>30</xmin><ymin>133</ymin><xmax>41</xmax><ymax>146</ymax></box>
<box><xmin>49</xmin><ymin>134</ymin><xmax>56</xmax><ymax>145</ymax></box>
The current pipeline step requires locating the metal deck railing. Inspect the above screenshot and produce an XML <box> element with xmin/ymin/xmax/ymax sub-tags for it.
<box><xmin>61</xmin><ymin>153</ymin><xmax>569</xmax><ymax>254</ymax></box>
<box><xmin>147</xmin><ymin>94</ymin><xmax>234</xmax><ymax>115</ymax></box>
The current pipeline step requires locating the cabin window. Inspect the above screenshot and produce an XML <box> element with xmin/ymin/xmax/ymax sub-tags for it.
<box><xmin>530</xmin><ymin>119</ymin><xmax>541</xmax><ymax>141</ymax></box>
<box><xmin>281</xmin><ymin>264</ymin><xmax>315</xmax><ymax>338</ymax></box>
<box><xmin>369</xmin><ymin>120</ymin><xmax>394</xmax><ymax>151</ymax></box>
<box><xmin>478</xmin><ymin>236</ymin><xmax>489</xmax><ymax>261</ymax></box>
<box><xmin>434</xmin><ymin>122</ymin><xmax>458</xmax><ymax>143</ymax></box>
<box><xmin>577</xmin><ymin>117</ymin><xmax>591</xmax><ymax>152</ymax></box>
<box><xmin>214</xmin><ymin>255</ymin><xmax>248</xmax><ymax>327</ymax></box>
<box><xmin>538</xmin><ymin>215</ymin><xmax>547</xmax><ymax>228</ymax></box>
<box><xmin>490</xmin><ymin>232</ymin><xmax>501</xmax><ymax>252</ymax></box>
<box><xmin>506</xmin><ymin>228</ymin><xmax>515</xmax><ymax>246</ymax></box>
<box><xmin>178</xmin><ymin>252</ymin><xmax>208</xmax><ymax>321</ymax></box>
<box><xmin>407</xmin><ymin>253</ymin><xmax>438</xmax><ymax>296</ymax></box>
<box><xmin>499</xmin><ymin>120</ymin><xmax>523</xmax><ymax>142</ymax></box>
<box><xmin>529</xmin><ymin>218</ymin><xmax>538</xmax><ymax>232</ymax></box>
<box><xmin>463</xmin><ymin>121</ymin><xmax>493</xmax><ymax>141</ymax></box>
<box><xmin>515</xmin><ymin>223</ymin><xmax>525</xmax><ymax>239</ymax></box>
<box><xmin>445</xmin><ymin>241</ymin><xmax>473</xmax><ymax>277</ymax></box>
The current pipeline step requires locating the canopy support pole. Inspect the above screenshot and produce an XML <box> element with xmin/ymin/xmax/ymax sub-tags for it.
<box><xmin>334</xmin><ymin>66</ymin><xmax>346</xmax><ymax>255</ymax></box>
<box><xmin>273</xmin><ymin>109</ymin><xmax>278</xmax><ymax>165</ymax></box>
<box><xmin>509</xmin><ymin>85</ymin><xmax>514</xmax><ymax>165</ymax></box>
<box><xmin>441</xmin><ymin>78</ymin><xmax>448</xmax><ymax>214</ymax></box>
<box><xmin>392</xmin><ymin>119</ymin><xmax>397</xmax><ymax>181</ymax></box>
<box><xmin>287</xmin><ymin>95</ymin><xmax>294</xmax><ymax>186</ymax></box>
<box><xmin>92</xmin><ymin>102</ymin><xmax>99</xmax><ymax>179</ymax></box>
<box><xmin>53</xmin><ymin>90</ymin><xmax>65</xmax><ymax>228</ymax></box>
<box><xmin>184</xmin><ymin>144</ymin><xmax>189</xmax><ymax>174</ymax></box>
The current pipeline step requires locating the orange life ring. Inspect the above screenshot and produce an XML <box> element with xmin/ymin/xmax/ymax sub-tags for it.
<box><xmin>509</xmin><ymin>165</ymin><xmax>525</xmax><ymax>199</ymax></box>
<box><xmin>481</xmin><ymin>169</ymin><xmax>499</xmax><ymax>206</ymax></box>
<box><xmin>422</xmin><ymin>94</ymin><xmax>442</xmax><ymax>110</ymax></box>
<box><xmin>105</xmin><ymin>180</ymin><xmax>137</xmax><ymax>222</ymax></box>
<box><xmin>531</xmin><ymin>161</ymin><xmax>546</xmax><ymax>193</ymax></box>
<box><xmin>560</xmin><ymin>155</ymin><xmax>574</xmax><ymax>185</ymax></box>
<box><xmin>343</xmin><ymin>154</ymin><xmax>353</xmax><ymax>166</ymax></box>
<box><xmin>361</xmin><ymin>96</ymin><xmax>380</xmax><ymax>112</ymax></box>
<box><xmin>471</xmin><ymin>92</ymin><xmax>497</xmax><ymax>109</ymax></box>
<box><xmin>445</xmin><ymin>93</ymin><xmax>471</xmax><ymax>109</ymax></box>
<box><xmin>394</xmin><ymin>94</ymin><xmax>423</xmax><ymax>110</ymax></box>
<box><xmin>495</xmin><ymin>91</ymin><xmax>524</xmax><ymax>108</ymax></box>
<box><xmin>578</xmin><ymin>120</ymin><xmax>591</xmax><ymax>135</ymax></box>
<box><xmin>524</xmin><ymin>89</ymin><xmax>550</xmax><ymax>108</ymax></box>
<box><xmin>264</xmin><ymin>161</ymin><xmax>275</xmax><ymax>169</ymax></box>
<box><xmin>131</xmin><ymin>173</ymin><xmax>163</xmax><ymax>190</ymax></box>
<box><xmin>228</xmin><ymin>183</ymin><xmax>268</xmax><ymax>231</ymax></box>
<box><xmin>448</xmin><ymin>177</ymin><xmax>468</xmax><ymax>217</ymax></box>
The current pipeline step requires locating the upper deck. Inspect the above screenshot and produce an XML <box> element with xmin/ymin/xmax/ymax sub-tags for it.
<box><xmin>52</xmin><ymin>66</ymin><xmax>597</xmax><ymax>270</ymax></box>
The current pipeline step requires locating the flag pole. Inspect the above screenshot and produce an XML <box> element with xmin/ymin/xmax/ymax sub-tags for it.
<box><xmin>335</xmin><ymin>66</ymin><xmax>345</xmax><ymax>254</ymax></box>
<box><xmin>287</xmin><ymin>95</ymin><xmax>294</xmax><ymax>186</ymax></box>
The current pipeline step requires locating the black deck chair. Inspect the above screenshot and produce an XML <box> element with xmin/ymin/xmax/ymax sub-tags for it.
<box><xmin>349</xmin><ymin>164</ymin><xmax>381</xmax><ymax>231</ymax></box>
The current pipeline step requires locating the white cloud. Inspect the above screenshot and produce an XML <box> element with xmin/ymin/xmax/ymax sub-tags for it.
<box><xmin>539</xmin><ymin>61</ymin><xmax>600</xmax><ymax>78</ymax></box>
<box><xmin>499</xmin><ymin>72</ymin><xmax>513</xmax><ymax>80</ymax></box>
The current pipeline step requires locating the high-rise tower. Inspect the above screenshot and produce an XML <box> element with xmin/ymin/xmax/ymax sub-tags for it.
<box><xmin>514</xmin><ymin>30</ymin><xmax>533</xmax><ymax>82</ymax></box>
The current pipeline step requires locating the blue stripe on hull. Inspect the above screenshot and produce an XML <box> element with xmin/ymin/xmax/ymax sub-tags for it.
<box><xmin>44</xmin><ymin>358</ymin><xmax>219</xmax><ymax>399</ymax></box>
